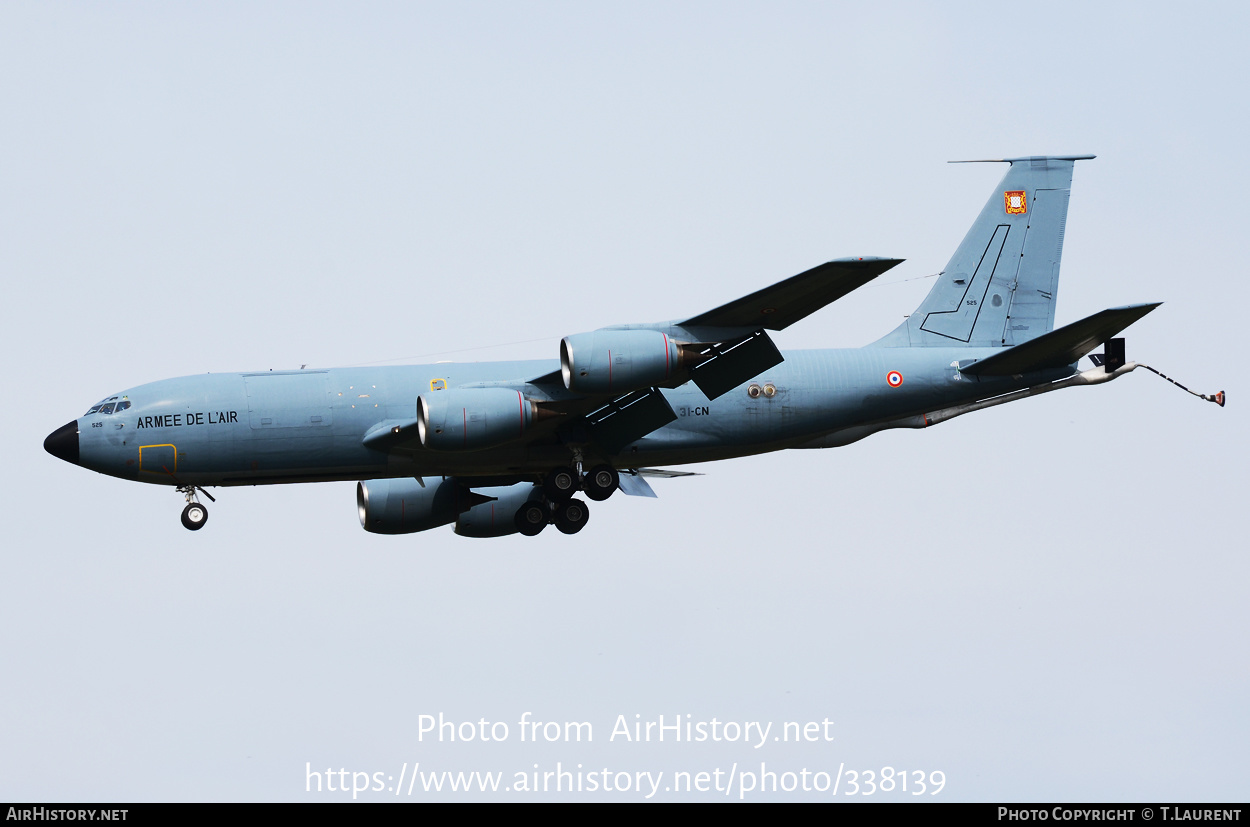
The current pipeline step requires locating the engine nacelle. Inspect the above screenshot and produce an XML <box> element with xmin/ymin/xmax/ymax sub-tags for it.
<box><xmin>560</xmin><ymin>329</ymin><xmax>683</xmax><ymax>394</ymax></box>
<box><xmin>454</xmin><ymin>483</ymin><xmax>542</xmax><ymax>538</ymax></box>
<box><xmin>417</xmin><ymin>388</ymin><xmax>541</xmax><ymax>451</ymax></box>
<box><xmin>358</xmin><ymin>477</ymin><xmax>465</xmax><ymax>534</ymax></box>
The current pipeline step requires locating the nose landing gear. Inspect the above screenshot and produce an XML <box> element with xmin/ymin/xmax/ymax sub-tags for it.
<box><xmin>176</xmin><ymin>485</ymin><xmax>216</xmax><ymax>531</ymax></box>
<box><xmin>181</xmin><ymin>501</ymin><xmax>208</xmax><ymax>530</ymax></box>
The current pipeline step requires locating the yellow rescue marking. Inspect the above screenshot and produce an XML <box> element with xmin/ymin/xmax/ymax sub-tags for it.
<box><xmin>138</xmin><ymin>444</ymin><xmax>177</xmax><ymax>474</ymax></box>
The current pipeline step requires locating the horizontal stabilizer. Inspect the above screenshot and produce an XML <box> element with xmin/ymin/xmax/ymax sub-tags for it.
<box><xmin>961</xmin><ymin>303</ymin><xmax>1161</xmax><ymax>377</ymax></box>
<box><xmin>681</xmin><ymin>257</ymin><xmax>903</xmax><ymax>331</ymax></box>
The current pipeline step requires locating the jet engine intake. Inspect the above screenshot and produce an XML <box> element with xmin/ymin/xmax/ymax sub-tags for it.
<box><xmin>560</xmin><ymin>329</ymin><xmax>685</xmax><ymax>394</ymax></box>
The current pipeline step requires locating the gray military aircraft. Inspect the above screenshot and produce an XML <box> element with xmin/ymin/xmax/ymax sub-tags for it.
<box><xmin>45</xmin><ymin>156</ymin><xmax>1219</xmax><ymax>538</ymax></box>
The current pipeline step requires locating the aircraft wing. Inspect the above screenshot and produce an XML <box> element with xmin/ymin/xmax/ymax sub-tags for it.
<box><xmin>370</xmin><ymin>258</ymin><xmax>906</xmax><ymax>459</ymax></box>
<box><xmin>961</xmin><ymin>303</ymin><xmax>1161</xmax><ymax>377</ymax></box>
<box><xmin>679</xmin><ymin>257</ymin><xmax>903</xmax><ymax>331</ymax></box>
<box><xmin>544</xmin><ymin>257</ymin><xmax>904</xmax><ymax>446</ymax></box>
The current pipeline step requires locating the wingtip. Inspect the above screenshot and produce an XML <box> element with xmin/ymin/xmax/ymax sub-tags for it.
<box><xmin>830</xmin><ymin>256</ymin><xmax>905</xmax><ymax>268</ymax></box>
<box><xmin>1110</xmin><ymin>301</ymin><xmax>1164</xmax><ymax>312</ymax></box>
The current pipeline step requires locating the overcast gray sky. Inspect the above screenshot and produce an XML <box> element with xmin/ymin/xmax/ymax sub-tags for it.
<box><xmin>2</xmin><ymin>1</ymin><xmax>1246</xmax><ymax>801</ymax></box>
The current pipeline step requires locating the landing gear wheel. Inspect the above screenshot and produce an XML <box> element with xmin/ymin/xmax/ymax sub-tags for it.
<box><xmin>582</xmin><ymin>465</ymin><xmax>619</xmax><ymax>501</ymax></box>
<box><xmin>554</xmin><ymin>498</ymin><xmax>590</xmax><ymax>535</ymax></box>
<box><xmin>181</xmin><ymin>502</ymin><xmax>209</xmax><ymax>531</ymax></box>
<box><xmin>543</xmin><ymin>468</ymin><xmax>579</xmax><ymax>502</ymax></box>
<box><xmin>514</xmin><ymin>501</ymin><xmax>550</xmax><ymax>537</ymax></box>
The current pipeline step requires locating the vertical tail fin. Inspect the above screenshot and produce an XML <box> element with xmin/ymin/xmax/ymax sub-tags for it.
<box><xmin>877</xmin><ymin>155</ymin><xmax>1094</xmax><ymax>348</ymax></box>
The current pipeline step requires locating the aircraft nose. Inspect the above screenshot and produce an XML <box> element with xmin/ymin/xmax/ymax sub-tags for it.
<box><xmin>44</xmin><ymin>420</ymin><xmax>80</xmax><ymax>465</ymax></box>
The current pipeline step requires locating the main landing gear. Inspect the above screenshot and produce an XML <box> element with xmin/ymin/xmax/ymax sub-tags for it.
<box><xmin>177</xmin><ymin>485</ymin><xmax>216</xmax><ymax>531</ymax></box>
<box><xmin>513</xmin><ymin>464</ymin><xmax>620</xmax><ymax>536</ymax></box>
<box><xmin>581</xmin><ymin>465</ymin><xmax>619</xmax><ymax>502</ymax></box>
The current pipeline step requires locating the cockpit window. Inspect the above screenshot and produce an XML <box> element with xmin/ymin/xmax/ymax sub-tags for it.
<box><xmin>85</xmin><ymin>396</ymin><xmax>128</xmax><ymax>416</ymax></box>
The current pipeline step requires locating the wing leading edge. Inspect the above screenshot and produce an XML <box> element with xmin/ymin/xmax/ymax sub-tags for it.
<box><xmin>679</xmin><ymin>257</ymin><xmax>903</xmax><ymax>331</ymax></box>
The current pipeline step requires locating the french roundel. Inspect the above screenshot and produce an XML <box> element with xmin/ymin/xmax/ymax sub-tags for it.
<box><xmin>886</xmin><ymin>371</ymin><xmax>903</xmax><ymax>388</ymax></box>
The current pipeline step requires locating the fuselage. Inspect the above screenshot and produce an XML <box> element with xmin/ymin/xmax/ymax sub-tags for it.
<box><xmin>56</xmin><ymin>345</ymin><xmax>1070</xmax><ymax>489</ymax></box>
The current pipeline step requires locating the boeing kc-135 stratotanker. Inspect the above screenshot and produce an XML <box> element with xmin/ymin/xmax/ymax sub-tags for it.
<box><xmin>43</xmin><ymin>156</ymin><xmax>1224</xmax><ymax>537</ymax></box>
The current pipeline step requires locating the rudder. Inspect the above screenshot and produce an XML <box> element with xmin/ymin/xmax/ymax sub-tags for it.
<box><xmin>877</xmin><ymin>155</ymin><xmax>1093</xmax><ymax>348</ymax></box>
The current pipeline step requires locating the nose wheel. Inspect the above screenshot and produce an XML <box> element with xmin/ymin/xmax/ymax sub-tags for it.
<box><xmin>176</xmin><ymin>484</ymin><xmax>216</xmax><ymax>531</ymax></box>
<box><xmin>181</xmin><ymin>502</ymin><xmax>209</xmax><ymax>530</ymax></box>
